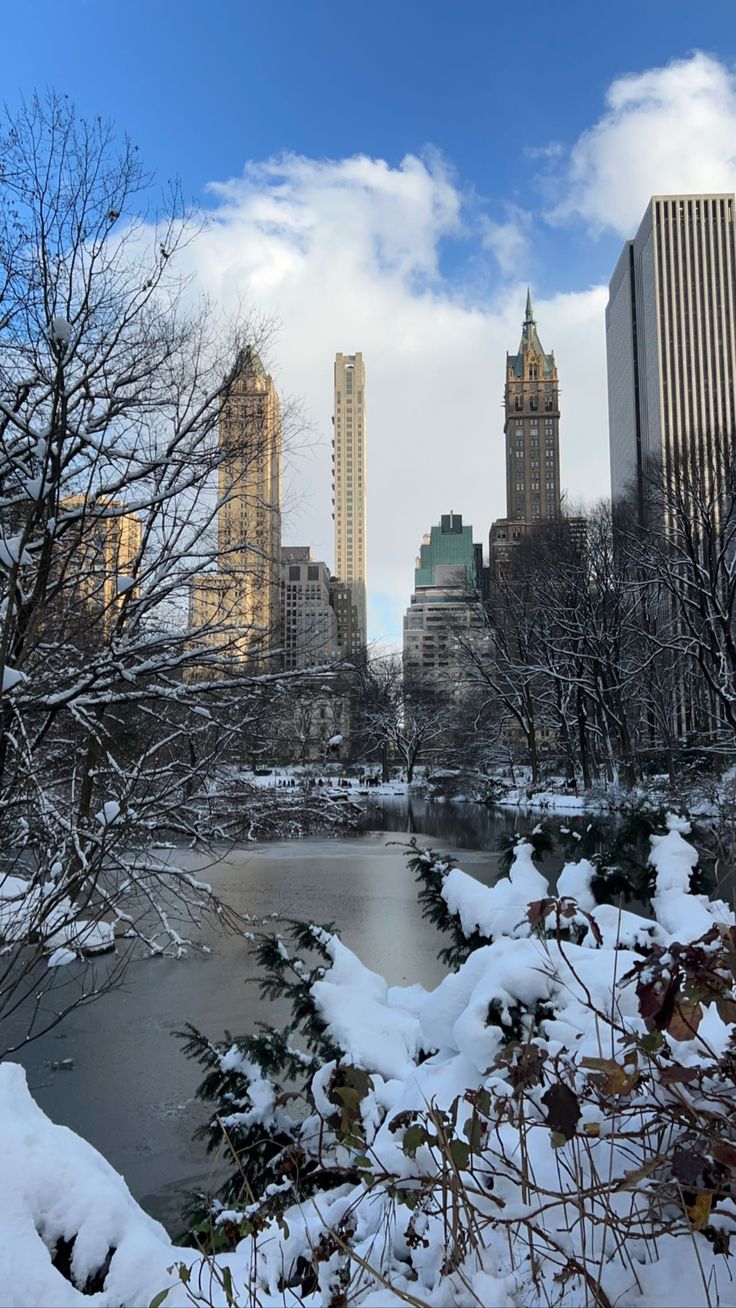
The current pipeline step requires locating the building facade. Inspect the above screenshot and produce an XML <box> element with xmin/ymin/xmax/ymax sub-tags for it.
<box><xmin>403</xmin><ymin>512</ymin><xmax>483</xmax><ymax>683</ymax></box>
<box><xmin>62</xmin><ymin>495</ymin><xmax>141</xmax><ymax>634</ymax></box>
<box><xmin>280</xmin><ymin>547</ymin><xmax>338</xmax><ymax>671</ymax></box>
<box><xmin>191</xmin><ymin>347</ymin><xmax>282</xmax><ymax>666</ymax></box>
<box><xmin>328</xmin><ymin>577</ymin><xmax>362</xmax><ymax>664</ymax></box>
<box><xmin>333</xmin><ymin>352</ymin><xmax>367</xmax><ymax>647</ymax></box>
<box><xmin>490</xmin><ymin>293</ymin><xmax>561</xmax><ymax>577</ymax></box>
<box><xmin>606</xmin><ymin>194</ymin><xmax>736</xmax><ymax>517</ymax></box>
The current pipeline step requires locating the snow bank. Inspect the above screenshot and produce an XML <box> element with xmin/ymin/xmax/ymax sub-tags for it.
<box><xmin>650</xmin><ymin>813</ymin><xmax>734</xmax><ymax>942</ymax></box>
<box><xmin>441</xmin><ymin>840</ymin><xmax>547</xmax><ymax>940</ymax></box>
<box><xmin>0</xmin><ymin>1063</ymin><xmax>178</xmax><ymax>1307</ymax></box>
<box><xmin>5</xmin><ymin>822</ymin><xmax>736</xmax><ymax>1307</ymax></box>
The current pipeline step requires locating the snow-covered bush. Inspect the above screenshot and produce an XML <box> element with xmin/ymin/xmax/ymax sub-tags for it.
<box><xmin>6</xmin><ymin>816</ymin><xmax>736</xmax><ymax>1305</ymax></box>
<box><xmin>164</xmin><ymin>816</ymin><xmax>736</xmax><ymax>1307</ymax></box>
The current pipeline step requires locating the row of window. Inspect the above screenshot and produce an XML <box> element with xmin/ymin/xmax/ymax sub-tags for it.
<box><xmin>513</xmin><ymin>396</ymin><xmax>555</xmax><ymax>411</ymax></box>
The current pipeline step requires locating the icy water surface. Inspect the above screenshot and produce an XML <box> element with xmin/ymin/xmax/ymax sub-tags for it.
<box><xmin>9</xmin><ymin>802</ymin><xmax>532</xmax><ymax>1231</ymax></box>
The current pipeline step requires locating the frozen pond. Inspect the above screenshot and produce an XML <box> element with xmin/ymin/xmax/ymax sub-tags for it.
<box><xmin>8</xmin><ymin>801</ymin><xmax>531</xmax><ymax>1231</ymax></box>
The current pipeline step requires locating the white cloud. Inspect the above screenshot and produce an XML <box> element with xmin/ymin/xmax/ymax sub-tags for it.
<box><xmin>480</xmin><ymin>206</ymin><xmax>532</xmax><ymax>274</ymax></box>
<box><xmin>186</xmin><ymin>150</ymin><xmax>610</xmax><ymax>641</ymax></box>
<box><xmin>552</xmin><ymin>51</ymin><xmax>736</xmax><ymax>235</ymax></box>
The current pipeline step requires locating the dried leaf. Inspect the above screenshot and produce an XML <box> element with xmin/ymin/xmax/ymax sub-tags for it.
<box><xmin>639</xmin><ymin>974</ymin><xmax>680</xmax><ymax>1031</ymax></box>
<box><xmin>658</xmin><ymin>1063</ymin><xmax>699</xmax><ymax>1085</ymax></box>
<box><xmin>711</xmin><ymin>1140</ymin><xmax>736</xmax><ymax>1170</ymax></box>
<box><xmin>667</xmin><ymin>1000</ymin><xmax>703</xmax><ymax>1042</ymax></box>
<box><xmin>509</xmin><ymin>1045</ymin><xmax>547</xmax><ymax>1093</ymax></box>
<box><xmin>686</xmin><ymin>1191</ymin><xmax>713</xmax><ymax>1231</ymax></box>
<box><xmin>581</xmin><ymin>1055</ymin><xmax>639</xmax><ymax>1097</ymax></box>
<box><xmin>716</xmin><ymin>996</ymin><xmax>736</xmax><ymax>1025</ymax></box>
<box><xmin>527</xmin><ymin>898</ymin><xmax>554</xmax><ymax>928</ymax></box>
<box><xmin>542</xmin><ymin>1083</ymin><xmax>581</xmax><ymax>1141</ymax></box>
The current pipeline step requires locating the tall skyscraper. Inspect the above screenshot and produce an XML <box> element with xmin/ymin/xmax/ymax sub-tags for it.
<box><xmin>332</xmin><ymin>352</ymin><xmax>367</xmax><ymax>646</ymax></box>
<box><xmin>504</xmin><ymin>291</ymin><xmax>561</xmax><ymax>524</ymax></box>
<box><xmin>191</xmin><ymin>347</ymin><xmax>282</xmax><ymax>664</ymax></box>
<box><xmin>606</xmin><ymin>194</ymin><xmax>736</xmax><ymax>517</ymax></box>
<box><xmin>489</xmin><ymin>293</ymin><xmax>561</xmax><ymax>578</ymax></box>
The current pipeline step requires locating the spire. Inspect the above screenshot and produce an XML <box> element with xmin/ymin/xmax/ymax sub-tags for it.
<box><xmin>525</xmin><ymin>286</ymin><xmax>534</xmax><ymax>324</ymax></box>
<box><xmin>231</xmin><ymin>344</ymin><xmax>266</xmax><ymax>380</ymax></box>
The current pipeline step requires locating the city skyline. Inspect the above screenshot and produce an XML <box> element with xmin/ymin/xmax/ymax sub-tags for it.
<box><xmin>7</xmin><ymin>11</ymin><xmax>736</xmax><ymax>644</ymax></box>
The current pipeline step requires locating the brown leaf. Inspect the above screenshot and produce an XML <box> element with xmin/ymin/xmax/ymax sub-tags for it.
<box><xmin>667</xmin><ymin>1000</ymin><xmax>703</xmax><ymax>1041</ymax></box>
<box><xmin>509</xmin><ymin>1045</ymin><xmax>547</xmax><ymax>1093</ymax></box>
<box><xmin>527</xmin><ymin>898</ymin><xmax>554</xmax><ymax>928</ymax></box>
<box><xmin>542</xmin><ymin>1083</ymin><xmax>581</xmax><ymax>1141</ymax></box>
<box><xmin>638</xmin><ymin>973</ymin><xmax>680</xmax><ymax>1030</ymax></box>
<box><xmin>711</xmin><ymin>1140</ymin><xmax>736</xmax><ymax>1170</ymax></box>
<box><xmin>716</xmin><ymin>996</ymin><xmax>736</xmax><ymax>1025</ymax></box>
<box><xmin>581</xmin><ymin>1055</ymin><xmax>639</xmax><ymax>1097</ymax></box>
<box><xmin>658</xmin><ymin>1063</ymin><xmax>699</xmax><ymax>1085</ymax></box>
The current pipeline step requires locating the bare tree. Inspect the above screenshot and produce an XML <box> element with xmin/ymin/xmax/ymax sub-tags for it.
<box><xmin>0</xmin><ymin>93</ymin><xmax>298</xmax><ymax>1048</ymax></box>
<box><xmin>355</xmin><ymin>654</ymin><xmax>451</xmax><ymax>782</ymax></box>
<box><xmin>627</xmin><ymin>446</ymin><xmax>736</xmax><ymax>751</ymax></box>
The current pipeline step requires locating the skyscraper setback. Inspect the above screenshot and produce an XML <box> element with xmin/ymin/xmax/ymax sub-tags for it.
<box><xmin>332</xmin><ymin>352</ymin><xmax>367</xmax><ymax>647</ymax></box>
<box><xmin>606</xmin><ymin>194</ymin><xmax>736</xmax><ymax>517</ymax></box>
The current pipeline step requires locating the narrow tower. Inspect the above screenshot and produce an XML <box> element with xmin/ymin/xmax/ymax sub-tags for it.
<box><xmin>504</xmin><ymin>291</ymin><xmax>561</xmax><ymax>524</ymax></box>
<box><xmin>332</xmin><ymin>352</ymin><xmax>367</xmax><ymax>646</ymax></box>
<box><xmin>217</xmin><ymin>346</ymin><xmax>282</xmax><ymax>646</ymax></box>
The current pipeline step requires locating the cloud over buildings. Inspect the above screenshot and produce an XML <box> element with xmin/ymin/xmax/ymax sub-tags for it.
<box><xmin>551</xmin><ymin>51</ymin><xmax>736</xmax><ymax>235</ymax></box>
<box><xmin>183</xmin><ymin>50</ymin><xmax>736</xmax><ymax>639</ymax></box>
<box><xmin>186</xmin><ymin>152</ymin><xmax>607</xmax><ymax>640</ymax></box>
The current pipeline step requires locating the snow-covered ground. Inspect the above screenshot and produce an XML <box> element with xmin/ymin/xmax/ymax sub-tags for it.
<box><xmin>4</xmin><ymin>815</ymin><xmax>736</xmax><ymax>1306</ymax></box>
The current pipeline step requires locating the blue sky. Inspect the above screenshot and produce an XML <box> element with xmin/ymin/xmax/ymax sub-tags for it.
<box><xmin>5</xmin><ymin>3</ymin><xmax>736</xmax><ymax>641</ymax></box>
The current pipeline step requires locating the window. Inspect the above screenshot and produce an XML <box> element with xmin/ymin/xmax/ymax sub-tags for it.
<box><xmin>530</xmin><ymin>397</ymin><xmax>537</xmax><ymax>411</ymax></box>
<box><xmin>515</xmin><ymin>396</ymin><xmax>523</xmax><ymax>410</ymax></box>
<box><xmin>288</xmin><ymin>565</ymin><xmax>301</xmax><ymax>581</ymax></box>
<box><xmin>307</xmin><ymin>565</ymin><xmax>319</xmax><ymax>581</ymax></box>
<box><xmin>529</xmin><ymin>363</ymin><xmax>538</xmax><ymax>380</ymax></box>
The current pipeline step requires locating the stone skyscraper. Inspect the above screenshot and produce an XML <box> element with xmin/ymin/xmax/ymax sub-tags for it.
<box><xmin>332</xmin><ymin>352</ymin><xmax>367</xmax><ymax>647</ymax></box>
<box><xmin>191</xmin><ymin>347</ymin><xmax>281</xmax><ymax>663</ymax></box>
<box><xmin>504</xmin><ymin>290</ymin><xmax>561</xmax><ymax>524</ymax></box>
<box><xmin>606</xmin><ymin>194</ymin><xmax>736</xmax><ymax>518</ymax></box>
<box><xmin>489</xmin><ymin>293</ymin><xmax>561</xmax><ymax>576</ymax></box>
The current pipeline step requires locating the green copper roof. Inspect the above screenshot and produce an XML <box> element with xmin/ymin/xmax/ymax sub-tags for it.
<box><xmin>232</xmin><ymin>345</ymin><xmax>267</xmax><ymax>378</ymax></box>
<box><xmin>414</xmin><ymin>513</ymin><xmax>476</xmax><ymax>590</ymax></box>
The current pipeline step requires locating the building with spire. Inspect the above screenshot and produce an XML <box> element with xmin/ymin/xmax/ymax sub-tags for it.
<box><xmin>489</xmin><ymin>292</ymin><xmax>562</xmax><ymax>576</ymax></box>
<box><xmin>190</xmin><ymin>347</ymin><xmax>282</xmax><ymax>666</ymax></box>
<box><xmin>332</xmin><ymin>352</ymin><xmax>367</xmax><ymax>649</ymax></box>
